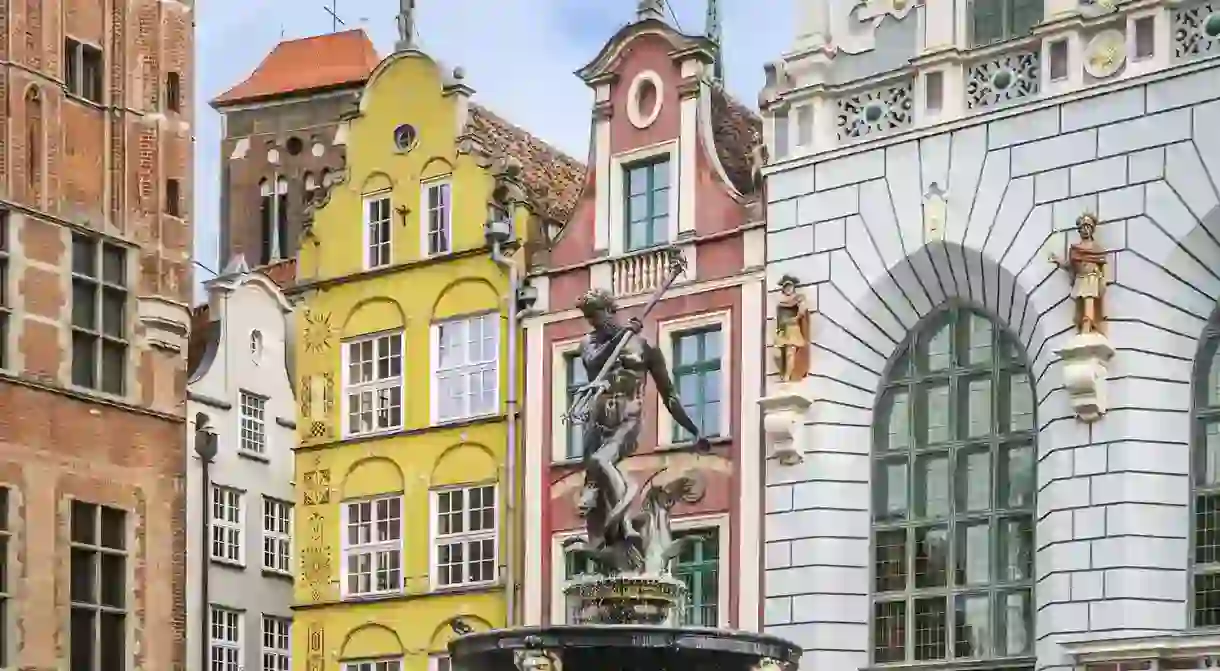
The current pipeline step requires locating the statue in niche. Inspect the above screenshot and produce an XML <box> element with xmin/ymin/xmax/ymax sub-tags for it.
<box><xmin>773</xmin><ymin>275</ymin><xmax>811</xmax><ymax>383</ymax></box>
<box><xmin>1050</xmin><ymin>213</ymin><xmax>1108</xmax><ymax>335</ymax></box>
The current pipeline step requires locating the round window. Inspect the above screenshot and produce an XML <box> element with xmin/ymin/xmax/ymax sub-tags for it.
<box><xmin>394</xmin><ymin>124</ymin><xmax>418</xmax><ymax>151</ymax></box>
<box><xmin>286</xmin><ymin>136</ymin><xmax>303</xmax><ymax>156</ymax></box>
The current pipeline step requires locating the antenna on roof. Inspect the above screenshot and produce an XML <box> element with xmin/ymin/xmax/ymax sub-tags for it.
<box><xmin>706</xmin><ymin>0</ymin><xmax>723</xmax><ymax>84</ymax></box>
<box><xmin>322</xmin><ymin>0</ymin><xmax>346</xmax><ymax>32</ymax></box>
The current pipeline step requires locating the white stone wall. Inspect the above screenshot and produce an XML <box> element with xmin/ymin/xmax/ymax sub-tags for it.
<box><xmin>762</xmin><ymin>63</ymin><xmax>1220</xmax><ymax>670</ymax></box>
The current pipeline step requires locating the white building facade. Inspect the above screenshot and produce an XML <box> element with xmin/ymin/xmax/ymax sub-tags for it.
<box><xmin>185</xmin><ymin>258</ymin><xmax>297</xmax><ymax>671</ymax></box>
<box><xmin>759</xmin><ymin>0</ymin><xmax>1220</xmax><ymax>670</ymax></box>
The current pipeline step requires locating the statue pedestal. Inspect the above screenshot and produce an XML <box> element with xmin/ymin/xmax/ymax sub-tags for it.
<box><xmin>759</xmin><ymin>385</ymin><xmax>813</xmax><ymax>466</ymax></box>
<box><xmin>1056</xmin><ymin>332</ymin><xmax>1116</xmax><ymax>422</ymax></box>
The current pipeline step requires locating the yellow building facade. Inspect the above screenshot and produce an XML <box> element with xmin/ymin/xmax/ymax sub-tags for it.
<box><xmin>287</xmin><ymin>35</ymin><xmax>584</xmax><ymax>671</ymax></box>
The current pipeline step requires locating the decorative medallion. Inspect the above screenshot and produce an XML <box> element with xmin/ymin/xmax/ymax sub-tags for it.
<box><xmin>965</xmin><ymin>51</ymin><xmax>1039</xmax><ymax>109</ymax></box>
<box><xmin>303</xmin><ymin>469</ymin><xmax>331</xmax><ymax>505</ymax></box>
<box><xmin>1084</xmin><ymin>29</ymin><xmax>1127</xmax><ymax>78</ymax></box>
<box><xmin>306</xmin><ymin>622</ymin><xmax>325</xmax><ymax>671</ymax></box>
<box><xmin>626</xmin><ymin>70</ymin><xmax>664</xmax><ymax>129</ymax></box>
<box><xmin>1174</xmin><ymin>2</ymin><xmax>1220</xmax><ymax>61</ymax></box>
<box><xmin>302</xmin><ymin>309</ymin><xmax>337</xmax><ymax>353</ymax></box>
<box><xmin>835</xmin><ymin>80</ymin><xmax>915</xmax><ymax>141</ymax></box>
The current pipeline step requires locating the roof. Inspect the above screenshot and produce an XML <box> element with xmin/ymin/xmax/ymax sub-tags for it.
<box><xmin>258</xmin><ymin>259</ymin><xmax>298</xmax><ymax>287</ymax></box>
<box><xmin>211</xmin><ymin>30</ymin><xmax>379</xmax><ymax>107</ymax></box>
<box><xmin>465</xmin><ymin>104</ymin><xmax>587</xmax><ymax>223</ymax></box>
<box><xmin>187</xmin><ymin>305</ymin><xmax>220</xmax><ymax>382</ymax></box>
<box><xmin>709</xmin><ymin>87</ymin><xmax>764</xmax><ymax>195</ymax></box>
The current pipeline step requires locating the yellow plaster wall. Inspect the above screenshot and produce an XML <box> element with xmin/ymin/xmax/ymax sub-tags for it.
<box><xmin>291</xmin><ymin>46</ymin><xmax>530</xmax><ymax>671</ymax></box>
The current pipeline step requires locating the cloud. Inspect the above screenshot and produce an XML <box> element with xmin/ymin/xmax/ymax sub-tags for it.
<box><xmin>193</xmin><ymin>0</ymin><xmax>793</xmax><ymax>293</ymax></box>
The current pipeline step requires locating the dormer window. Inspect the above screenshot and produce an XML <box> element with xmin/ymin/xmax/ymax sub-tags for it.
<box><xmin>624</xmin><ymin>158</ymin><xmax>670</xmax><ymax>252</ymax></box>
<box><xmin>970</xmin><ymin>0</ymin><xmax>1043</xmax><ymax>47</ymax></box>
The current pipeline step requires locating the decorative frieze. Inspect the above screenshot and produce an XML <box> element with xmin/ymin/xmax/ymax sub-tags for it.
<box><xmin>1173</xmin><ymin>0</ymin><xmax>1220</xmax><ymax>61</ymax></box>
<box><xmin>966</xmin><ymin>50</ymin><xmax>1040</xmax><ymax>109</ymax></box>
<box><xmin>835</xmin><ymin>80</ymin><xmax>915</xmax><ymax>142</ymax></box>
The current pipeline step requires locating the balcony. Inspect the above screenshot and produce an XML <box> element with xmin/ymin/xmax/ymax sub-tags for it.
<box><xmin>608</xmin><ymin>246</ymin><xmax>675</xmax><ymax>298</ymax></box>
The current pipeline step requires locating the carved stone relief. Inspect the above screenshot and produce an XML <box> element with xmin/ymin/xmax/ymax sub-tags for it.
<box><xmin>966</xmin><ymin>51</ymin><xmax>1040</xmax><ymax>109</ymax></box>
<box><xmin>836</xmin><ymin>80</ymin><xmax>914</xmax><ymax>141</ymax></box>
<box><xmin>306</xmin><ymin>622</ymin><xmax>325</xmax><ymax>671</ymax></box>
<box><xmin>1083</xmin><ymin>29</ymin><xmax>1127</xmax><ymax>79</ymax></box>
<box><xmin>1173</xmin><ymin>1</ymin><xmax>1220</xmax><ymax>61</ymax></box>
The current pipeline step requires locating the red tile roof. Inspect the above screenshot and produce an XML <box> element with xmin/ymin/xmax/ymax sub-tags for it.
<box><xmin>211</xmin><ymin>30</ymin><xmax>379</xmax><ymax>107</ymax></box>
<box><xmin>709</xmin><ymin>87</ymin><xmax>764</xmax><ymax>196</ymax></box>
<box><xmin>258</xmin><ymin>259</ymin><xmax>298</xmax><ymax>287</ymax></box>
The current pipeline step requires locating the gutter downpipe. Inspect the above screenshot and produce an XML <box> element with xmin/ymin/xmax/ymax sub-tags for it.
<box><xmin>489</xmin><ymin>232</ymin><xmax>520</xmax><ymax>625</ymax></box>
<box><xmin>193</xmin><ymin>415</ymin><xmax>219</xmax><ymax>671</ymax></box>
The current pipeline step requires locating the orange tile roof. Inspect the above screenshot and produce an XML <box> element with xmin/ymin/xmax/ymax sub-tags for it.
<box><xmin>211</xmin><ymin>29</ymin><xmax>379</xmax><ymax>107</ymax></box>
<box><xmin>709</xmin><ymin>87</ymin><xmax>764</xmax><ymax>195</ymax></box>
<box><xmin>257</xmin><ymin>259</ymin><xmax>298</xmax><ymax>287</ymax></box>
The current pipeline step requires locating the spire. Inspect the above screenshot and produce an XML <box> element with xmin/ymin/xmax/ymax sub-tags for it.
<box><xmin>706</xmin><ymin>0</ymin><xmax>723</xmax><ymax>84</ymax></box>
<box><xmin>637</xmin><ymin>0</ymin><xmax>665</xmax><ymax>22</ymax></box>
<box><xmin>395</xmin><ymin>0</ymin><xmax>416</xmax><ymax>51</ymax></box>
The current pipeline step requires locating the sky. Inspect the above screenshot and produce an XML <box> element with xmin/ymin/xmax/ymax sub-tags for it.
<box><xmin>193</xmin><ymin>0</ymin><xmax>795</xmax><ymax>282</ymax></box>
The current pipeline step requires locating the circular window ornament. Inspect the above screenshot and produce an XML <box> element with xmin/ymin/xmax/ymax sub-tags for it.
<box><xmin>626</xmin><ymin>71</ymin><xmax>664</xmax><ymax>130</ymax></box>
<box><xmin>1206</xmin><ymin>12</ymin><xmax>1220</xmax><ymax>38</ymax></box>
<box><xmin>393</xmin><ymin>124</ymin><xmax>418</xmax><ymax>152</ymax></box>
<box><xmin>286</xmin><ymin>136</ymin><xmax>304</xmax><ymax>155</ymax></box>
<box><xmin>1084</xmin><ymin>29</ymin><xmax>1127</xmax><ymax>79</ymax></box>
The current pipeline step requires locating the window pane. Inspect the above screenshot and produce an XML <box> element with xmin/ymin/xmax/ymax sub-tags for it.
<box><xmin>955</xmin><ymin>521</ymin><xmax>990</xmax><ymax>585</ymax></box>
<box><xmin>73</xmin><ymin>281</ymin><xmax>97</xmax><ymax>329</ymax></box>
<box><xmin>914</xmin><ymin>453</ymin><xmax>950</xmax><ymax>518</ymax></box>
<box><xmin>955</xmin><ymin>447</ymin><xmax>991</xmax><ymax>512</ymax></box>
<box><xmin>913</xmin><ymin>596</ymin><xmax>947</xmax><ymax>660</ymax></box>
<box><xmin>879</xmin><ymin>389</ymin><xmax>910</xmax><ymax>451</ymax></box>
<box><xmin>874</xmin><ymin>459</ymin><xmax>908</xmax><ymax>522</ymax></box>
<box><xmin>874</xmin><ymin>601</ymin><xmax>906</xmax><ymax>662</ymax></box>
<box><xmin>921</xmin><ymin>322</ymin><xmax>951</xmax><ymax>372</ymax></box>
<box><xmin>874</xmin><ymin>529</ymin><xmax>907</xmax><ymax>592</ymax></box>
<box><xmin>919</xmin><ymin>382</ymin><xmax>951</xmax><ymax>445</ymax></box>
<box><xmin>914</xmin><ymin>525</ymin><xmax>948</xmax><ymax>588</ymax></box>
<box><xmin>997</xmin><ymin>589</ymin><xmax>1032</xmax><ymax>655</ymax></box>
<box><xmin>954</xmin><ymin>594</ymin><xmax>991</xmax><ymax>658</ymax></box>
<box><xmin>71</xmin><ymin>608</ymin><xmax>95</xmax><ymax>671</ymax></box>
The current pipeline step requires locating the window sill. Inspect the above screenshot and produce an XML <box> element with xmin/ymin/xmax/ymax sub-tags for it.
<box><xmin>428</xmin><ymin>581</ymin><xmax>500</xmax><ymax>595</ymax></box>
<box><xmin>304</xmin><ymin>582</ymin><xmax>504</xmax><ymax>610</ymax></box>
<box><xmin>864</xmin><ymin>655</ymin><xmax>1036</xmax><ymax>671</ymax></box>
<box><xmin>64</xmin><ymin>92</ymin><xmax>104</xmax><ymax>110</ymax></box>
<box><xmin>431</xmin><ymin>413</ymin><xmax>501</xmax><ymax>430</ymax></box>
<box><xmin>551</xmin><ymin>455</ymin><xmax>584</xmax><ymax>467</ymax></box>
<box><xmin>342</xmin><ymin>426</ymin><xmax>404</xmax><ymax>441</ymax></box>
<box><xmin>237</xmin><ymin>450</ymin><xmax>270</xmax><ymax>464</ymax></box>
<box><xmin>656</xmin><ymin>435</ymin><xmax>732</xmax><ymax>452</ymax></box>
<box><xmin>210</xmin><ymin>557</ymin><xmax>246</xmax><ymax>570</ymax></box>
<box><xmin>261</xmin><ymin>568</ymin><xmax>293</xmax><ymax>582</ymax></box>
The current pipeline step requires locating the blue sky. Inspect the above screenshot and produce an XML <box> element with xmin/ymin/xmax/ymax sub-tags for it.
<box><xmin>193</xmin><ymin>0</ymin><xmax>793</xmax><ymax>282</ymax></box>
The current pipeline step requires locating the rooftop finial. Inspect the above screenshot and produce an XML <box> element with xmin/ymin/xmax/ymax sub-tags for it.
<box><xmin>395</xmin><ymin>0</ymin><xmax>416</xmax><ymax>51</ymax></box>
<box><xmin>706</xmin><ymin>0</ymin><xmax>722</xmax><ymax>83</ymax></box>
<box><xmin>637</xmin><ymin>0</ymin><xmax>665</xmax><ymax>22</ymax></box>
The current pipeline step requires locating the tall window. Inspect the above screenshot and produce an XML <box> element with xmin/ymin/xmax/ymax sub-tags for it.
<box><xmin>342</xmin><ymin>496</ymin><xmax>403</xmax><ymax>597</ymax></box>
<box><xmin>1192</xmin><ymin>320</ymin><xmax>1220</xmax><ymax>625</ymax></box>
<box><xmin>343</xmin><ymin>333</ymin><xmax>404</xmax><ymax>436</ymax></box>
<box><xmin>0</xmin><ymin>211</ymin><xmax>10</xmax><ymax>369</ymax></box>
<box><xmin>872</xmin><ymin>307</ymin><xmax>1035</xmax><ymax>664</ymax></box>
<box><xmin>71</xmin><ymin>233</ymin><xmax>128</xmax><ymax>394</ymax></box>
<box><xmin>0</xmin><ymin>489</ymin><xmax>10</xmax><ymax>668</ymax></box>
<box><xmin>365</xmin><ymin>194</ymin><xmax>392</xmax><ymax>269</ymax></box>
<box><xmin>564</xmin><ymin>353</ymin><xmax>588</xmax><ymax>460</ymax></box>
<box><xmin>970</xmin><ymin>0</ymin><xmax>1043</xmax><ymax>46</ymax></box>
<box><xmin>209</xmin><ymin>606</ymin><xmax>241</xmax><ymax>671</ymax></box>
<box><xmin>562</xmin><ymin>549</ymin><xmax>598</xmax><ymax>623</ymax></box>
<box><xmin>240</xmin><ymin>391</ymin><xmax>267</xmax><ymax>454</ymax></box>
<box><xmin>674</xmin><ymin>528</ymin><xmax>719</xmax><ymax>627</ymax></box>
<box><xmin>165</xmin><ymin>178</ymin><xmax>181</xmax><ymax>217</ymax></box>
<box><xmin>423</xmin><ymin>181</ymin><xmax>452</xmax><ymax>255</ymax></box>
<box><xmin>430</xmin><ymin>656</ymin><xmax>451</xmax><ymax>671</ymax></box>
<box><xmin>672</xmin><ymin>328</ymin><xmax>722</xmax><ymax>441</ymax></box>
<box><xmin>344</xmin><ymin>659</ymin><xmax>401</xmax><ymax>671</ymax></box>
<box><xmin>431</xmin><ymin>484</ymin><xmax>497</xmax><ymax>588</ymax></box>
<box><xmin>165</xmin><ymin>71</ymin><xmax>181</xmax><ymax>113</ymax></box>
<box><xmin>210</xmin><ymin>486</ymin><xmax>243</xmax><ymax>564</ymax></box>
<box><xmin>624</xmin><ymin>158</ymin><xmax>669</xmax><ymax>251</ymax></box>
<box><xmin>262</xmin><ymin>498</ymin><xmax>292</xmax><ymax>574</ymax></box>
<box><xmin>261</xmin><ymin>616</ymin><xmax>290</xmax><ymax>671</ymax></box>
<box><xmin>433</xmin><ymin>314</ymin><xmax>498</xmax><ymax>422</ymax></box>
<box><xmin>63</xmin><ymin>38</ymin><xmax>104</xmax><ymax>104</ymax></box>
<box><xmin>275</xmin><ymin>177</ymin><xmax>289</xmax><ymax>260</ymax></box>
<box><xmin>70</xmin><ymin>501</ymin><xmax>127</xmax><ymax>671</ymax></box>
<box><xmin>259</xmin><ymin>179</ymin><xmax>273</xmax><ymax>265</ymax></box>
<box><xmin>25</xmin><ymin>87</ymin><xmax>41</xmax><ymax>202</ymax></box>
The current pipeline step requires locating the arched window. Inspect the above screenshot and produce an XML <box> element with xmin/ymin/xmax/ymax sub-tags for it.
<box><xmin>872</xmin><ymin>305</ymin><xmax>1036</xmax><ymax>665</ymax></box>
<box><xmin>1192</xmin><ymin>321</ymin><xmax>1220</xmax><ymax>626</ymax></box>
<box><xmin>25</xmin><ymin>86</ymin><xmax>42</xmax><ymax>203</ymax></box>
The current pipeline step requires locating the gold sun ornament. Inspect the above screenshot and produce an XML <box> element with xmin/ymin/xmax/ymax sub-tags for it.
<box><xmin>1084</xmin><ymin>29</ymin><xmax>1126</xmax><ymax>79</ymax></box>
<box><xmin>302</xmin><ymin>309</ymin><xmax>337</xmax><ymax>353</ymax></box>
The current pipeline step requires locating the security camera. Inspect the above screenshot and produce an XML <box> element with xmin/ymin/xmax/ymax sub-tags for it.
<box><xmin>516</xmin><ymin>282</ymin><xmax>539</xmax><ymax>312</ymax></box>
<box><xmin>484</xmin><ymin>219</ymin><xmax>512</xmax><ymax>246</ymax></box>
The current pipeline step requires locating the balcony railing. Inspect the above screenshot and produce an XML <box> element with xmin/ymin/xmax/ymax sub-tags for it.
<box><xmin>610</xmin><ymin>246</ymin><xmax>673</xmax><ymax>297</ymax></box>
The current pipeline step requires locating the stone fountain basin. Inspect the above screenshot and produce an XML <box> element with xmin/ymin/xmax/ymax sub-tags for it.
<box><xmin>449</xmin><ymin>625</ymin><xmax>802</xmax><ymax>671</ymax></box>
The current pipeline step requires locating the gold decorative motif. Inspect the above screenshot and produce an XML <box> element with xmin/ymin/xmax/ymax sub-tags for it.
<box><xmin>306</xmin><ymin>622</ymin><xmax>325</xmax><ymax>671</ymax></box>
<box><xmin>1083</xmin><ymin>29</ymin><xmax>1126</xmax><ymax>78</ymax></box>
<box><xmin>301</xmin><ymin>513</ymin><xmax>333</xmax><ymax>601</ymax></box>
<box><xmin>300</xmin><ymin>372</ymin><xmax>336</xmax><ymax>443</ymax></box>
<box><xmin>303</xmin><ymin>309</ymin><xmax>337</xmax><ymax>353</ymax></box>
<box><xmin>303</xmin><ymin>470</ymin><xmax>331</xmax><ymax>505</ymax></box>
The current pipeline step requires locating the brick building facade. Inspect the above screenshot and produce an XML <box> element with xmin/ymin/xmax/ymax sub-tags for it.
<box><xmin>0</xmin><ymin>0</ymin><xmax>193</xmax><ymax>669</ymax></box>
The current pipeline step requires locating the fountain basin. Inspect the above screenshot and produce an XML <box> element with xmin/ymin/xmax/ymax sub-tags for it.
<box><xmin>449</xmin><ymin>625</ymin><xmax>802</xmax><ymax>671</ymax></box>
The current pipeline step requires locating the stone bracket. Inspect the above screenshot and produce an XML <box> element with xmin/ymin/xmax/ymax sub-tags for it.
<box><xmin>758</xmin><ymin>386</ymin><xmax>813</xmax><ymax>465</ymax></box>
<box><xmin>1056</xmin><ymin>332</ymin><xmax>1116</xmax><ymax>423</ymax></box>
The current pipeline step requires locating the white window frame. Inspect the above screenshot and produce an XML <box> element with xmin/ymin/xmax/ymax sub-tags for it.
<box><xmin>210</xmin><ymin>485</ymin><xmax>244</xmax><ymax>566</ymax></box>
<box><xmin>261</xmin><ymin>615</ymin><xmax>290</xmax><ymax>671</ymax></box>
<box><xmin>421</xmin><ymin>178</ymin><xmax>452</xmax><ymax>256</ymax></box>
<box><xmin>608</xmin><ymin>140</ymin><xmax>679</xmax><ymax>257</ymax></box>
<box><xmin>363</xmin><ymin>191</ymin><xmax>392</xmax><ymax>270</ymax></box>
<box><xmin>430</xmin><ymin>313</ymin><xmax>500</xmax><ymax>424</ymax></box>
<box><xmin>239</xmin><ymin>390</ymin><xmax>267</xmax><ymax>455</ymax></box>
<box><xmin>341</xmin><ymin>331</ymin><xmax>405</xmax><ymax>438</ymax></box>
<box><xmin>340</xmin><ymin>495</ymin><xmax>404</xmax><ymax>598</ymax></box>
<box><xmin>430</xmin><ymin>483</ymin><xmax>499</xmax><ymax>590</ymax></box>
<box><xmin>550</xmin><ymin>339</ymin><xmax>584</xmax><ymax>463</ymax></box>
<box><xmin>655</xmin><ymin>311</ymin><xmax>733</xmax><ymax>448</ymax></box>
<box><xmin>550</xmin><ymin>513</ymin><xmax>731</xmax><ymax>627</ymax></box>
<box><xmin>343</xmin><ymin>658</ymin><xmax>402</xmax><ymax>671</ymax></box>
<box><xmin>209</xmin><ymin>605</ymin><xmax>242</xmax><ymax>671</ymax></box>
<box><xmin>428</xmin><ymin>656</ymin><xmax>451</xmax><ymax>671</ymax></box>
<box><xmin>262</xmin><ymin>497</ymin><xmax>292</xmax><ymax>575</ymax></box>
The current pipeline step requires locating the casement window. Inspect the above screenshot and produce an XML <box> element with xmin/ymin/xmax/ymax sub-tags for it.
<box><xmin>165</xmin><ymin>178</ymin><xmax>182</xmax><ymax>217</ymax></box>
<box><xmin>673</xmin><ymin>529</ymin><xmax>720</xmax><ymax>627</ymax></box>
<box><xmin>0</xmin><ymin>211</ymin><xmax>10</xmax><ymax>369</ymax></box>
<box><xmin>969</xmin><ymin>0</ymin><xmax>1043</xmax><ymax>46</ymax></box>
<box><xmin>431</xmin><ymin>484</ymin><xmax>497</xmax><ymax>588</ymax></box>
<box><xmin>364</xmin><ymin>194</ymin><xmax>392</xmax><ymax>269</ymax></box>
<box><xmin>344</xmin><ymin>659</ymin><xmax>401</xmax><ymax>671</ymax></box>
<box><xmin>70</xmin><ymin>501</ymin><xmax>127</xmax><ymax>671</ymax></box>
<box><xmin>343</xmin><ymin>333</ymin><xmax>404</xmax><ymax>437</ymax></box>
<box><xmin>564</xmin><ymin>353</ymin><xmax>588</xmax><ymax>459</ymax></box>
<box><xmin>261</xmin><ymin>616</ymin><xmax>290</xmax><ymax>671</ymax></box>
<box><xmin>423</xmin><ymin>181</ymin><xmax>451</xmax><ymax>256</ymax></box>
<box><xmin>71</xmin><ymin>233</ymin><xmax>128</xmax><ymax>394</ymax></box>
<box><xmin>210</xmin><ymin>486</ymin><xmax>243</xmax><ymax>564</ymax></box>
<box><xmin>63</xmin><ymin>38</ymin><xmax>104</xmax><ymax>104</ymax></box>
<box><xmin>341</xmin><ymin>496</ymin><xmax>403</xmax><ymax>597</ymax></box>
<box><xmin>432</xmin><ymin>314</ymin><xmax>498</xmax><ymax>423</ymax></box>
<box><xmin>624</xmin><ymin>158</ymin><xmax>669</xmax><ymax>251</ymax></box>
<box><xmin>671</xmin><ymin>327</ymin><xmax>723</xmax><ymax>442</ymax></box>
<box><xmin>262</xmin><ymin>498</ymin><xmax>292</xmax><ymax>574</ymax></box>
<box><xmin>429</xmin><ymin>656</ymin><xmax>451</xmax><ymax>671</ymax></box>
<box><xmin>209</xmin><ymin>606</ymin><xmax>241</xmax><ymax>671</ymax></box>
<box><xmin>240</xmin><ymin>391</ymin><xmax>268</xmax><ymax>455</ymax></box>
<box><xmin>165</xmin><ymin>71</ymin><xmax>182</xmax><ymax>113</ymax></box>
